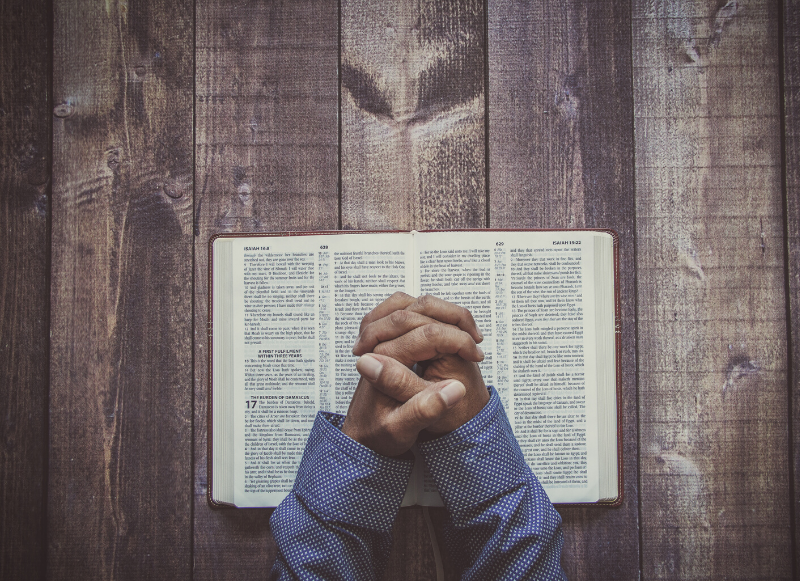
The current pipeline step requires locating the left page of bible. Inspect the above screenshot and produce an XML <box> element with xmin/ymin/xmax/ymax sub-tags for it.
<box><xmin>226</xmin><ymin>233</ymin><xmax>414</xmax><ymax>507</ymax></box>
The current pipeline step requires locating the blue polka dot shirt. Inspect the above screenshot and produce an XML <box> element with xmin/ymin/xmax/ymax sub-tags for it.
<box><xmin>269</xmin><ymin>386</ymin><xmax>566</xmax><ymax>580</ymax></box>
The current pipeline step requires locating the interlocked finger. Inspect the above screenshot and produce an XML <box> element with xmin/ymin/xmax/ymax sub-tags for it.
<box><xmin>372</xmin><ymin>323</ymin><xmax>484</xmax><ymax>368</ymax></box>
<box><xmin>358</xmin><ymin>291</ymin><xmax>416</xmax><ymax>334</ymax></box>
<box><xmin>403</xmin><ymin>295</ymin><xmax>483</xmax><ymax>344</ymax></box>
<box><xmin>358</xmin><ymin>293</ymin><xmax>483</xmax><ymax>345</ymax></box>
<box><xmin>357</xmin><ymin>352</ymin><xmax>429</xmax><ymax>403</ymax></box>
<box><xmin>354</xmin><ymin>310</ymin><xmax>456</xmax><ymax>356</ymax></box>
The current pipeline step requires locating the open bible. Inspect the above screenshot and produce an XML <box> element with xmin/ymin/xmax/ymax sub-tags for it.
<box><xmin>209</xmin><ymin>229</ymin><xmax>621</xmax><ymax>508</ymax></box>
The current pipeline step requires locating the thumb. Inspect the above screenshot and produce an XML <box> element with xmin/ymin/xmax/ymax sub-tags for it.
<box><xmin>389</xmin><ymin>380</ymin><xmax>466</xmax><ymax>434</ymax></box>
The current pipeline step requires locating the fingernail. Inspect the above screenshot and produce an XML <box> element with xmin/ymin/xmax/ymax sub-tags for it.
<box><xmin>477</xmin><ymin>328</ymin><xmax>484</xmax><ymax>342</ymax></box>
<box><xmin>352</xmin><ymin>333</ymin><xmax>362</xmax><ymax>354</ymax></box>
<box><xmin>440</xmin><ymin>381</ymin><xmax>465</xmax><ymax>408</ymax></box>
<box><xmin>357</xmin><ymin>354</ymin><xmax>382</xmax><ymax>382</ymax></box>
<box><xmin>476</xmin><ymin>346</ymin><xmax>485</xmax><ymax>360</ymax></box>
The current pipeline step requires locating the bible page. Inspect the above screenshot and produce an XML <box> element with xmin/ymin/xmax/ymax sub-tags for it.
<box><xmin>415</xmin><ymin>230</ymin><xmax>603</xmax><ymax>504</ymax></box>
<box><xmin>229</xmin><ymin>233</ymin><xmax>413</xmax><ymax>507</ymax></box>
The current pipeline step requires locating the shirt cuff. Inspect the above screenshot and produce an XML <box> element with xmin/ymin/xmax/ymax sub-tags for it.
<box><xmin>417</xmin><ymin>385</ymin><xmax>542</xmax><ymax>516</ymax></box>
<box><xmin>292</xmin><ymin>411</ymin><xmax>415</xmax><ymax>532</ymax></box>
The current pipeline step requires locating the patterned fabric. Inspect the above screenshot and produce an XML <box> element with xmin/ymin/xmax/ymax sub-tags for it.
<box><xmin>269</xmin><ymin>386</ymin><xmax>566</xmax><ymax>580</ymax></box>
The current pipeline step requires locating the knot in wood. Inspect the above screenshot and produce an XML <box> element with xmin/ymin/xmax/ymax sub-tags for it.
<box><xmin>106</xmin><ymin>149</ymin><xmax>121</xmax><ymax>171</ymax></box>
<box><xmin>53</xmin><ymin>102</ymin><xmax>73</xmax><ymax>118</ymax></box>
<box><xmin>164</xmin><ymin>182</ymin><xmax>183</xmax><ymax>199</ymax></box>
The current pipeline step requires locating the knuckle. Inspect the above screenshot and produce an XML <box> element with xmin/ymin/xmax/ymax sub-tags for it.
<box><xmin>378</xmin><ymin>416</ymin><xmax>405</xmax><ymax>440</ymax></box>
<box><xmin>379</xmin><ymin>360</ymin><xmax>400</xmax><ymax>383</ymax></box>
<box><xmin>452</xmin><ymin>305</ymin><xmax>474</xmax><ymax>329</ymax></box>
<box><xmin>457</xmin><ymin>329</ymin><xmax>474</xmax><ymax>348</ymax></box>
<box><xmin>391</xmin><ymin>291</ymin><xmax>412</xmax><ymax>302</ymax></box>
<box><xmin>396</xmin><ymin>369</ymin><xmax>421</xmax><ymax>400</ymax></box>
<box><xmin>411</xmin><ymin>399</ymin><xmax>435</xmax><ymax>425</ymax></box>
<box><xmin>416</xmin><ymin>294</ymin><xmax>435</xmax><ymax>309</ymax></box>
<box><xmin>359</xmin><ymin>312</ymin><xmax>375</xmax><ymax>331</ymax></box>
<box><xmin>421</xmin><ymin>322</ymin><xmax>443</xmax><ymax>343</ymax></box>
<box><xmin>358</xmin><ymin>326</ymin><xmax>376</xmax><ymax>346</ymax></box>
<box><xmin>389</xmin><ymin>309</ymin><xmax>411</xmax><ymax>326</ymax></box>
<box><xmin>378</xmin><ymin>418</ymin><xmax>393</xmax><ymax>436</ymax></box>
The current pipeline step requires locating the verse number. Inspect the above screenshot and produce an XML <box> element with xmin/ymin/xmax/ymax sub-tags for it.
<box><xmin>320</xmin><ymin>245</ymin><xmax>328</xmax><ymax>249</ymax></box>
<box><xmin>496</xmin><ymin>241</ymin><xmax>504</xmax><ymax>246</ymax></box>
<box><xmin>246</xmin><ymin>399</ymin><xmax>259</xmax><ymax>409</ymax></box>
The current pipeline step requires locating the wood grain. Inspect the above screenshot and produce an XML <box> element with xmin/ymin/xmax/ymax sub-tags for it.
<box><xmin>0</xmin><ymin>0</ymin><xmax>51</xmax><ymax>578</ymax></box>
<box><xmin>488</xmin><ymin>1</ymin><xmax>639</xmax><ymax>579</ymax></box>
<box><xmin>5</xmin><ymin>1</ymin><xmax>796</xmax><ymax>578</ymax></box>
<box><xmin>634</xmin><ymin>1</ymin><xmax>790</xmax><ymax>578</ymax></box>
<box><xmin>192</xmin><ymin>0</ymin><xmax>338</xmax><ymax>578</ymax></box>
<box><xmin>340</xmin><ymin>1</ymin><xmax>485</xmax><ymax>578</ymax></box>
<box><xmin>785</xmin><ymin>0</ymin><xmax>800</xmax><ymax>572</ymax></box>
<box><xmin>49</xmin><ymin>0</ymin><xmax>194</xmax><ymax>577</ymax></box>
<box><xmin>341</xmin><ymin>0</ymin><xmax>486</xmax><ymax>230</ymax></box>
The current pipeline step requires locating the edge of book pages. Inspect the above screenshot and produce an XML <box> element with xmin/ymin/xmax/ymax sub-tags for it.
<box><xmin>206</xmin><ymin>228</ymin><xmax>624</xmax><ymax>509</ymax></box>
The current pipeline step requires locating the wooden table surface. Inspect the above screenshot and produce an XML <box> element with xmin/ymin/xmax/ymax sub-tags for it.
<box><xmin>2</xmin><ymin>0</ymin><xmax>798</xmax><ymax>579</ymax></box>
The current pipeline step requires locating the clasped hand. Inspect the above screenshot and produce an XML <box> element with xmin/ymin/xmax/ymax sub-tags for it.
<box><xmin>341</xmin><ymin>293</ymin><xmax>489</xmax><ymax>457</ymax></box>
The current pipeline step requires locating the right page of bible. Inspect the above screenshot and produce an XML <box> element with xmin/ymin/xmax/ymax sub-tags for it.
<box><xmin>414</xmin><ymin>230</ymin><xmax>608</xmax><ymax>504</ymax></box>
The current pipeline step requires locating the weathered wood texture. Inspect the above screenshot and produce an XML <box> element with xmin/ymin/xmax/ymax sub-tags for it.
<box><xmin>49</xmin><ymin>0</ymin><xmax>194</xmax><ymax>578</ymax></box>
<box><xmin>5</xmin><ymin>1</ymin><xmax>797</xmax><ymax>579</ymax></box>
<box><xmin>634</xmin><ymin>1</ymin><xmax>790</xmax><ymax>579</ymax></box>
<box><xmin>340</xmin><ymin>1</ymin><xmax>485</xmax><ymax>578</ymax></box>
<box><xmin>341</xmin><ymin>0</ymin><xmax>486</xmax><ymax>230</ymax></box>
<box><xmin>488</xmin><ymin>1</ymin><xmax>639</xmax><ymax>579</ymax></box>
<box><xmin>786</xmin><ymin>0</ymin><xmax>800</xmax><ymax>571</ymax></box>
<box><xmin>0</xmin><ymin>0</ymin><xmax>51</xmax><ymax>578</ymax></box>
<box><xmin>192</xmin><ymin>0</ymin><xmax>338</xmax><ymax>577</ymax></box>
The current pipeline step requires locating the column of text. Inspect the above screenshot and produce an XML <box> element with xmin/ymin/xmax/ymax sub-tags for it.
<box><xmin>510</xmin><ymin>247</ymin><xmax>588</xmax><ymax>487</ymax></box>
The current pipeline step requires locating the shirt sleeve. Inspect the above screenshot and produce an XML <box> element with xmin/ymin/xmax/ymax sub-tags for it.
<box><xmin>269</xmin><ymin>411</ymin><xmax>414</xmax><ymax>581</ymax></box>
<box><xmin>418</xmin><ymin>385</ymin><xmax>567</xmax><ymax>581</ymax></box>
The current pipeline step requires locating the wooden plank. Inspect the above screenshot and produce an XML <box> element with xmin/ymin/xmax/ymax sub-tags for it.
<box><xmin>192</xmin><ymin>1</ymin><xmax>338</xmax><ymax>578</ymax></box>
<box><xmin>786</xmin><ymin>0</ymin><xmax>800</xmax><ymax>572</ymax></box>
<box><xmin>341</xmin><ymin>0</ymin><xmax>486</xmax><ymax>230</ymax></box>
<box><xmin>0</xmin><ymin>0</ymin><xmax>50</xmax><ymax>578</ymax></box>
<box><xmin>340</xmin><ymin>1</ymin><xmax>485</xmax><ymax>578</ymax></box>
<box><xmin>488</xmin><ymin>1</ymin><xmax>639</xmax><ymax>579</ymax></box>
<box><xmin>633</xmin><ymin>1</ymin><xmax>790</xmax><ymax>578</ymax></box>
<box><xmin>49</xmin><ymin>0</ymin><xmax>194</xmax><ymax>577</ymax></box>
